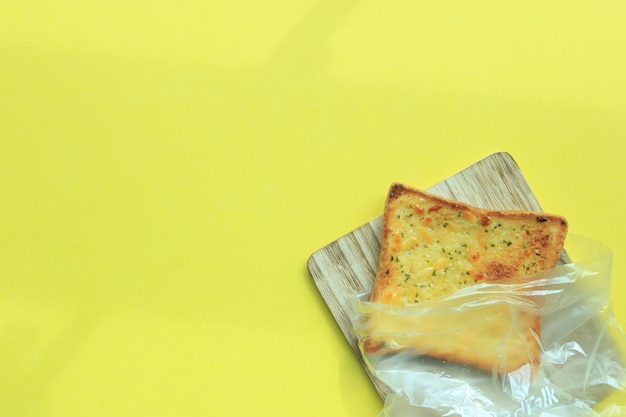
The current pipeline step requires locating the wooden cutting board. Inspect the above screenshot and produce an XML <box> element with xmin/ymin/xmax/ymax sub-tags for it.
<box><xmin>307</xmin><ymin>152</ymin><xmax>548</xmax><ymax>399</ymax></box>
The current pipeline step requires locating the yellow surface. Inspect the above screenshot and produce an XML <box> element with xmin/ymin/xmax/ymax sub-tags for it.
<box><xmin>1</xmin><ymin>1</ymin><xmax>625</xmax><ymax>416</ymax></box>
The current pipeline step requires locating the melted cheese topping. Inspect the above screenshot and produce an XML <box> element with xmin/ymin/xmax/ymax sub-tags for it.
<box><xmin>378</xmin><ymin>193</ymin><xmax>565</xmax><ymax>305</ymax></box>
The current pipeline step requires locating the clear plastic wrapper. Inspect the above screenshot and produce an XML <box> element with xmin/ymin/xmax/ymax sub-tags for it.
<box><xmin>352</xmin><ymin>235</ymin><xmax>626</xmax><ymax>416</ymax></box>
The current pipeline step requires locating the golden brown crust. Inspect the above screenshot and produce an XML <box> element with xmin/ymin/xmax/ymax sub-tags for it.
<box><xmin>365</xmin><ymin>183</ymin><xmax>568</xmax><ymax>374</ymax></box>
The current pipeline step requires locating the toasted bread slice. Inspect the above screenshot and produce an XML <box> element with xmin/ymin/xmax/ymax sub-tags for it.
<box><xmin>365</xmin><ymin>183</ymin><xmax>568</xmax><ymax>374</ymax></box>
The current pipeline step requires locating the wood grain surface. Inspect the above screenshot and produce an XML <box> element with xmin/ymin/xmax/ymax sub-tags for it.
<box><xmin>307</xmin><ymin>152</ymin><xmax>549</xmax><ymax>399</ymax></box>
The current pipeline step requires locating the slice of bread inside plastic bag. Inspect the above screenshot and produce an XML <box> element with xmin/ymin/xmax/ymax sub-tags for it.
<box><xmin>366</xmin><ymin>183</ymin><xmax>568</xmax><ymax>375</ymax></box>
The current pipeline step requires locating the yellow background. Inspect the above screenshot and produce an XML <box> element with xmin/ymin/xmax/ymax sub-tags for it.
<box><xmin>1</xmin><ymin>1</ymin><xmax>625</xmax><ymax>416</ymax></box>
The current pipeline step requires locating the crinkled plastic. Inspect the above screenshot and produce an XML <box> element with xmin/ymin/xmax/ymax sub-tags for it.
<box><xmin>352</xmin><ymin>235</ymin><xmax>626</xmax><ymax>416</ymax></box>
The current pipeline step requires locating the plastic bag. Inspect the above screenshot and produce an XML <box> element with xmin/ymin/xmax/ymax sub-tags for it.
<box><xmin>352</xmin><ymin>235</ymin><xmax>626</xmax><ymax>416</ymax></box>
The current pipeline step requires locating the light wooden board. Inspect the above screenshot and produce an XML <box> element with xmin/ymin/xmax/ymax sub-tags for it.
<box><xmin>307</xmin><ymin>152</ymin><xmax>549</xmax><ymax>399</ymax></box>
